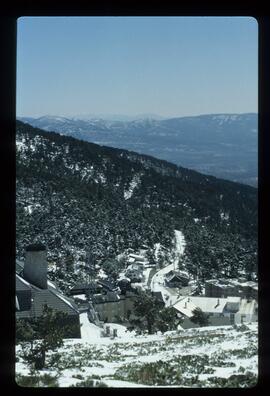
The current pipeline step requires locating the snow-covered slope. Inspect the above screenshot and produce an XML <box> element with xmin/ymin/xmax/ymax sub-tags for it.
<box><xmin>16</xmin><ymin>318</ymin><xmax>258</xmax><ymax>388</ymax></box>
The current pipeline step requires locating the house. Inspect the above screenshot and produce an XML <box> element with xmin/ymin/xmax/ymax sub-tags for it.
<box><xmin>205</xmin><ymin>278</ymin><xmax>258</xmax><ymax>300</ymax></box>
<box><xmin>129</xmin><ymin>253</ymin><xmax>146</xmax><ymax>262</ymax></box>
<box><xmin>173</xmin><ymin>295</ymin><xmax>257</xmax><ymax>329</ymax></box>
<box><xmin>234</xmin><ymin>298</ymin><xmax>258</xmax><ymax>324</ymax></box>
<box><xmin>165</xmin><ymin>270</ymin><xmax>189</xmax><ymax>288</ymax></box>
<box><xmin>69</xmin><ymin>281</ymin><xmax>101</xmax><ymax>296</ymax></box>
<box><xmin>16</xmin><ymin>244</ymin><xmax>81</xmax><ymax>338</ymax></box>
<box><xmin>127</xmin><ymin>253</ymin><xmax>149</xmax><ymax>267</ymax></box>
<box><xmin>91</xmin><ymin>291</ymin><xmax>136</xmax><ymax>323</ymax></box>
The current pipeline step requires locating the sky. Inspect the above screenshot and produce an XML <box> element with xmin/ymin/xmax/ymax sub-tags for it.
<box><xmin>16</xmin><ymin>16</ymin><xmax>258</xmax><ymax>119</ymax></box>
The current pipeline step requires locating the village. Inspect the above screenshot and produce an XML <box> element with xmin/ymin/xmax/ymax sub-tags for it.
<box><xmin>16</xmin><ymin>229</ymin><xmax>258</xmax><ymax>340</ymax></box>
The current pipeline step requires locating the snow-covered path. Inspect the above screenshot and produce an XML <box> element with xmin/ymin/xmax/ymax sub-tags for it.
<box><xmin>174</xmin><ymin>229</ymin><xmax>186</xmax><ymax>258</ymax></box>
<box><xmin>150</xmin><ymin>230</ymin><xmax>186</xmax><ymax>306</ymax></box>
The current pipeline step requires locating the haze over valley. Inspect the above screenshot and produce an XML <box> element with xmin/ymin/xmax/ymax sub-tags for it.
<box><xmin>18</xmin><ymin>112</ymin><xmax>258</xmax><ymax>187</ymax></box>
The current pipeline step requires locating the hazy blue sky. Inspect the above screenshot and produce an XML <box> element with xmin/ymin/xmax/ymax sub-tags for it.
<box><xmin>17</xmin><ymin>16</ymin><xmax>258</xmax><ymax>118</ymax></box>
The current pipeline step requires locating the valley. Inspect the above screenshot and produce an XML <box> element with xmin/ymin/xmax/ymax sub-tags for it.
<box><xmin>18</xmin><ymin>113</ymin><xmax>258</xmax><ymax>186</ymax></box>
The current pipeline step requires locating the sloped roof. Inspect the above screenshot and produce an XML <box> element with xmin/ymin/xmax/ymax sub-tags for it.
<box><xmin>173</xmin><ymin>298</ymin><xmax>197</xmax><ymax>318</ymax></box>
<box><xmin>16</xmin><ymin>273</ymin><xmax>79</xmax><ymax>317</ymax></box>
<box><xmin>165</xmin><ymin>270</ymin><xmax>189</xmax><ymax>282</ymax></box>
<box><xmin>70</xmin><ymin>281</ymin><xmax>98</xmax><ymax>291</ymax></box>
<box><xmin>98</xmin><ymin>279</ymin><xmax>118</xmax><ymax>291</ymax></box>
<box><xmin>32</xmin><ymin>289</ymin><xmax>79</xmax><ymax>317</ymax></box>
<box><xmin>173</xmin><ymin>296</ymin><xmax>228</xmax><ymax>317</ymax></box>
<box><xmin>16</xmin><ymin>274</ymin><xmax>32</xmax><ymax>291</ymax></box>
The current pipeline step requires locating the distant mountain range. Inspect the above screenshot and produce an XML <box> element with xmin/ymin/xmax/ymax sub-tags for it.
<box><xmin>18</xmin><ymin>113</ymin><xmax>258</xmax><ymax>187</ymax></box>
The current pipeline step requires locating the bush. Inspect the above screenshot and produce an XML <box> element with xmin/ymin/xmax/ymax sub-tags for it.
<box><xmin>71</xmin><ymin>376</ymin><xmax>108</xmax><ymax>387</ymax></box>
<box><xmin>72</xmin><ymin>374</ymin><xmax>84</xmax><ymax>380</ymax></box>
<box><xmin>207</xmin><ymin>372</ymin><xmax>257</xmax><ymax>388</ymax></box>
<box><xmin>16</xmin><ymin>374</ymin><xmax>40</xmax><ymax>387</ymax></box>
<box><xmin>16</xmin><ymin>373</ymin><xmax>59</xmax><ymax>387</ymax></box>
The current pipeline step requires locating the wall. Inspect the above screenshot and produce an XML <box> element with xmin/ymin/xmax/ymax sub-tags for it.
<box><xmin>93</xmin><ymin>295</ymin><xmax>135</xmax><ymax>323</ymax></box>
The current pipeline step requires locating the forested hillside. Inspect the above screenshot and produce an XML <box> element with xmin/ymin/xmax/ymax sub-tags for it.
<box><xmin>16</xmin><ymin>121</ymin><xmax>257</xmax><ymax>283</ymax></box>
<box><xmin>19</xmin><ymin>113</ymin><xmax>258</xmax><ymax>186</ymax></box>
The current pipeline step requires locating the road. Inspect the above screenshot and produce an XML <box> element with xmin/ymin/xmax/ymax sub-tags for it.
<box><xmin>150</xmin><ymin>230</ymin><xmax>186</xmax><ymax>306</ymax></box>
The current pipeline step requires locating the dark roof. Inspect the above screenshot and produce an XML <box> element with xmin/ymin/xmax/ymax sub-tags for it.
<box><xmin>118</xmin><ymin>278</ymin><xmax>130</xmax><ymax>285</ymax></box>
<box><xmin>92</xmin><ymin>292</ymin><xmax>120</xmax><ymax>304</ymax></box>
<box><xmin>32</xmin><ymin>289</ymin><xmax>79</xmax><ymax>317</ymax></box>
<box><xmin>16</xmin><ymin>273</ymin><xmax>79</xmax><ymax>318</ymax></box>
<box><xmin>26</xmin><ymin>243</ymin><xmax>46</xmax><ymax>252</ymax></box>
<box><xmin>70</xmin><ymin>282</ymin><xmax>98</xmax><ymax>291</ymax></box>
<box><xmin>16</xmin><ymin>274</ymin><xmax>32</xmax><ymax>291</ymax></box>
<box><xmin>165</xmin><ymin>271</ymin><xmax>189</xmax><ymax>282</ymax></box>
<box><xmin>97</xmin><ymin>280</ymin><xmax>118</xmax><ymax>291</ymax></box>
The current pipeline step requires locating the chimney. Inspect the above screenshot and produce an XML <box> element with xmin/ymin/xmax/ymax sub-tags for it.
<box><xmin>23</xmin><ymin>244</ymin><xmax>48</xmax><ymax>289</ymax></box>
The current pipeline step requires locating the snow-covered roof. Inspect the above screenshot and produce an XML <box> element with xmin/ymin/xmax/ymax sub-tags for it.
<box><xmin>173</xmin><ymin>298</ymin><xmax>197</xmax><ymax>318</ymax></box>
<box><xmin>129</xmin><ymin>254</ymin><xmax>145</xmax><ymax>260</ymax></box>
<box><xmin>205</xmin><ymin>278</ymin><xmax>258</xmax><ymax>290</ymax></box>
<box><xmin>227</xmin><ymin>296</ymin><xmax>241</xmax><ymax>303</ymax></box>
<box><xmin>47</xmin><ymin>280</ymin><xmax>57</xmax><ymax>289</ymax></box>
<box><xmin>52</xmin><ymin>291</ymin><xmax>80</xmax><ymax>312</ymax></box>
<box><xmin>173</xmin><ymin>296</ymin><xmax>228</xmax><ymax>317</ymax></box>
<box><xmin>73</xmin><ymin>294</ymin><xmax>88</xmax><ymax>301</ymax></box>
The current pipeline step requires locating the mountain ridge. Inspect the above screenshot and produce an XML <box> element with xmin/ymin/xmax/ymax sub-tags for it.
<box><xmin>17</xmin><ymin>113</ymin><xmax>258</xmax><ymax>186</ymax></box>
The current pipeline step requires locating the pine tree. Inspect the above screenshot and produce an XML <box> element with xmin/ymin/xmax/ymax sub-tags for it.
<box><xmin>128</xmin><ymin>291</ymin><xmax>162</xmax><ymax>334</ymax></box>
<box><xmin>128</xmin><ymin>291</ymin><xmax>181</xmax><ymax>334</ymax></box>
<box><xmin>19</xmin><ymin>305</ymin><xmax>73</xmax><ymax>370</ymax></box>
<box><xmin>190</xmin><ymin>307</ymin><xmax>210</xmax><ymax>326</ymax></box>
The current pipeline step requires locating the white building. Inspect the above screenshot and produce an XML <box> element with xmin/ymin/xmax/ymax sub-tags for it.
<box><xmin>173</xmin><ymin>295</ymin><xmax>257</xmax><ymax>328</ymax></box>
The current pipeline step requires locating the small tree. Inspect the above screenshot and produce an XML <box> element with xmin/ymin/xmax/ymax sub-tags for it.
<box><xmin>16</xmin><ymin>318</ymin><xmax>36</xmax><ymax>345</ymax></box>
<box><xmin>190</xmin><ymin>307</ymin><xmax>210</xmax><ymax>327</ymax></box>
<box><xmin>155</xmin><ymin>306</ymin><xmax>183</xmax><ymax>333</ymax></box>
<box><xmin>128</xmin><ymin>291</ymin><xmax>182</xmax><ymax>334</ymax></box>
<box><xmin>19</xmin><ymin>305</ymin><xmax>72</xmax><ymax>370</ymax></box>
<box><xmin>129</xmin><ymin>291</ymin><xmax>160</xmax><ymax>334</ymax></box>
<box><xmin>102</xmin><ymin>258</ymin><xmax>120</xmax><ymax>281</ymax></box>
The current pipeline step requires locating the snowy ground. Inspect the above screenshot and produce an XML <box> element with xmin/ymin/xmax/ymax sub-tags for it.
<box><xmin>16</xmin><ymin>311</ymin><xmax>258</xmax><ymax>388</ymax></box>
